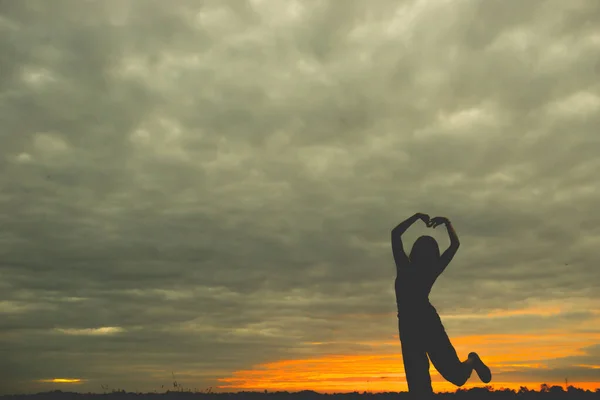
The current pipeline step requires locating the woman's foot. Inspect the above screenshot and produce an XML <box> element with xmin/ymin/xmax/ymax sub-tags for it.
<box><xmin>468</xmin><ymin>352</ymin><xmax>492</xmax><ymax>383</ymax></box>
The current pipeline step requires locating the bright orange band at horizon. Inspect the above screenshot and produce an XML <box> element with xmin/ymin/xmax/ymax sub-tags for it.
<box><xmin>217</xmin><ymin>332</ymin><xmax>600</xmax><ymax>393</ymax></box>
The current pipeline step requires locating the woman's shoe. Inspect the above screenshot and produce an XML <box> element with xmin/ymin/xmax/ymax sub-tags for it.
<box><xmin>468</xmin><ymin>352</ymin><xmax>492</xmax><ymax>383</ymax></box>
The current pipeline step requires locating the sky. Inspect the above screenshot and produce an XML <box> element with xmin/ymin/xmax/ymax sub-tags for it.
<box><xmin>1</xmin><ymin>0</ymin><xmax>599</xmax><ymax>395</ymax></box>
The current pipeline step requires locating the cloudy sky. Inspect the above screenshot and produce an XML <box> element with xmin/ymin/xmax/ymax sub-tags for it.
<box><xmin>1</xmin><ymin>0</ymin><xmax>600</xmax><ymax>395</ymax></box>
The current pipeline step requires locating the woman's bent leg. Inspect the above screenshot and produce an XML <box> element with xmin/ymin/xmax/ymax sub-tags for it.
<box><xmin>425</xmin><ymin>313</ymin><xmax>473</xmax><ymax>387</ymax></box>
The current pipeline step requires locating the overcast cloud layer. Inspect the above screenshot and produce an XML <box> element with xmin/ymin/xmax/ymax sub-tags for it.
<box><xmin>1</xmin><ymin>0</ymin><xmax>600</xmax><ymax>395</ymax></box>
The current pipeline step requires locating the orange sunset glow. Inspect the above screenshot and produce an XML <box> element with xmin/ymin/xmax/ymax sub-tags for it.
<box><xmin>218</xmin><ymin>332</ymin><xmax>600</xmax><ymax>393</ymax></box>
<box><xmin>37</xmin><ymin>379</ymin><xmax>83</xmax><ymax>384</ymax></box>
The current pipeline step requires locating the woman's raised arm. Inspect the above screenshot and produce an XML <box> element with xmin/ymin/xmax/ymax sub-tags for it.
<box><xmin>392</xmin><ymin>213</ymin><xmax>430</xmax><ymax>267</ymax></box>
<box><xmin>431</xmin><ymin>216</ymin><xmax>460</xmax><ymax>274</ymax></box>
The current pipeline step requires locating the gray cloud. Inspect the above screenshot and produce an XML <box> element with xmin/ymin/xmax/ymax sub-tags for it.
<box><xmin>1</xmin><ymin>0</ymin><xmax>599</xmax><ymax>394</ymax></box>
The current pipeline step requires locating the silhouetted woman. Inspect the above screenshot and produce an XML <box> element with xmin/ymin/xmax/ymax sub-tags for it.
<box><xmin>392</xmin><ymin>212</ymin><xmax>491</xmax><ymax>398</ymax></box>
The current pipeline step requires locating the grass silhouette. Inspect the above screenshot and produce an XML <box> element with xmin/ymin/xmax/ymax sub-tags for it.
<box><xmin>2</xmin><ymin>384</ymin><xmax>599</xmax><ymax>399</ymax></box>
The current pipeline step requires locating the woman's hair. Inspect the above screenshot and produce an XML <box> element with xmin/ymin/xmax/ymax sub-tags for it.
<box><xmin>409</xmin><ymin>235</ymin><xmax>440</xmax><ymax>265</ymax></box>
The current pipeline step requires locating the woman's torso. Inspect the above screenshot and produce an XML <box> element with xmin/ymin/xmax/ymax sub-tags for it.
<box><xmin>395</xmin><ymin>264</ymin><xmax>438</xmax><ymax>320</ymax></box>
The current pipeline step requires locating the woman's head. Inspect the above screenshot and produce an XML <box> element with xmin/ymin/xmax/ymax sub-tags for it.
<box><xmin>409</xmin><ymin>235</ymin><xmax>440</xmax><ymax>265</ymax></box>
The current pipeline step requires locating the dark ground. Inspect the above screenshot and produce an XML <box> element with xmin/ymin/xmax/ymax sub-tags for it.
<box><xmin>2</xmin><ymin>386</ymin><xmax>599</xmax><ymax>400</ymax></box>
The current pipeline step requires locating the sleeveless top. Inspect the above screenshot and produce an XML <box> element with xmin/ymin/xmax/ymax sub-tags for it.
<box><xmin>395</xmin><ymin>263</ymin><xmax>438</xmax><ymax>317</ymax></box>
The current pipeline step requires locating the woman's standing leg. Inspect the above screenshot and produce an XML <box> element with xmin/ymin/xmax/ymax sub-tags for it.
<box><xmin>399</xmin><ymin>319</ymin><xmax>434</xmax><ymax>399</ymax></box>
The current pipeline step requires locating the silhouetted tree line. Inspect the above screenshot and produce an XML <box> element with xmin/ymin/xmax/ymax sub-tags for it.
<box><xmin>2</xmin><ymin>386</ymin><xmax>599</xmax><ymax>400</ymax></box>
